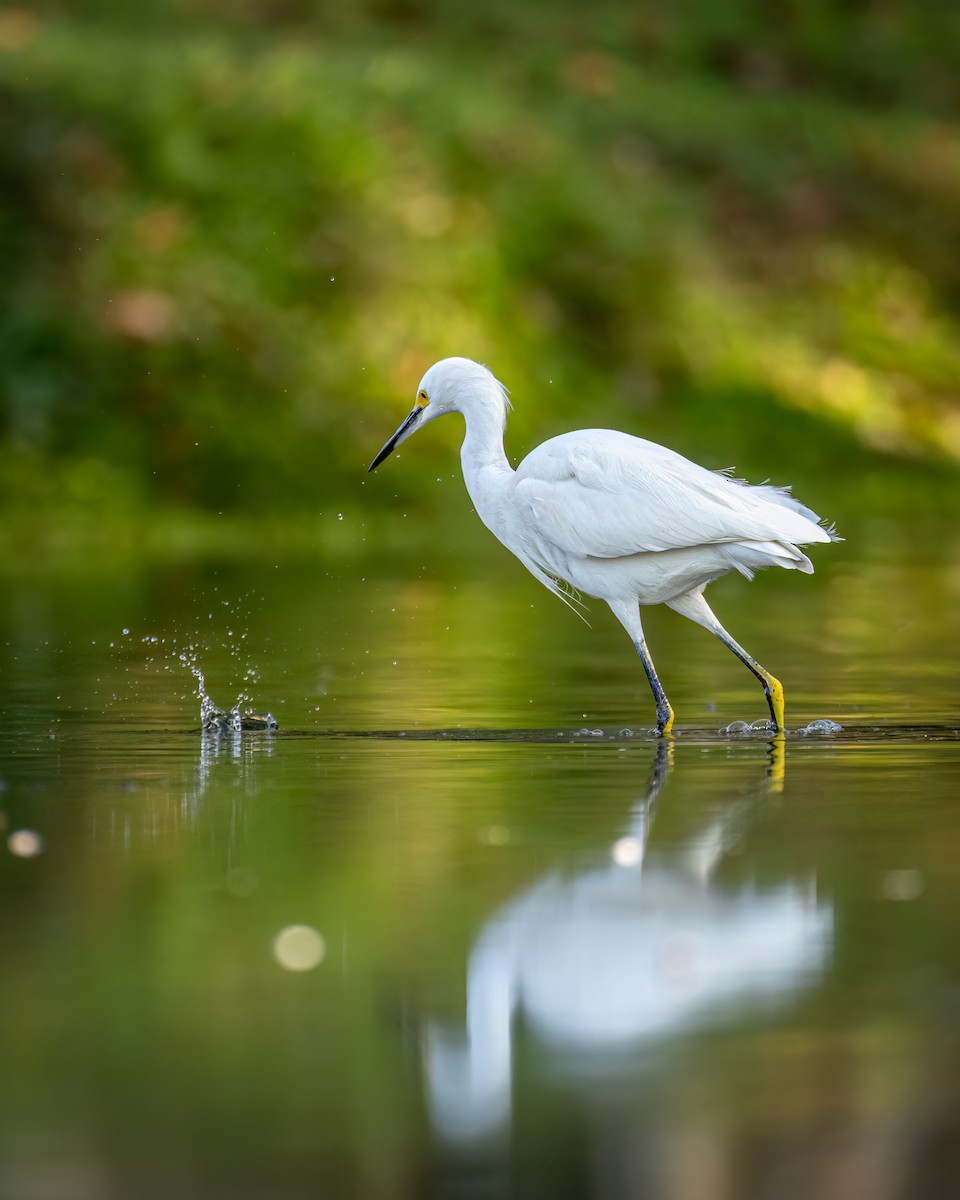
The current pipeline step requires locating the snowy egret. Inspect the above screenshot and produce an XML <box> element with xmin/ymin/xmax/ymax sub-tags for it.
<box><xmin>369</xmin><ymin>357</ymin><xmax>838</xmax><ymax>733</ymax></box>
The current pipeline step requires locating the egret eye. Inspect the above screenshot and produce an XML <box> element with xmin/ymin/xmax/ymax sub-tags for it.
<box><xmin>418</xmin><ymin>389</ymin><xmax>429</xmax><ymax>404</ymax></box>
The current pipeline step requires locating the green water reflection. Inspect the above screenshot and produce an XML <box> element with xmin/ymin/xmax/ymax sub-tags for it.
<box><xmin>0</xmin><ymin>524</ymin><xmax>958</xmax><ymax>1198</ymax></box>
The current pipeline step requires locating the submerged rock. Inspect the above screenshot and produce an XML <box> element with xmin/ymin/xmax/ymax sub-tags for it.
<box><xmin>238</xmin><ymin>710</ymin><xmax>279</xmax><ymax>732</ymax></box>
<box><xmin>201</xmin><ymin>695</ymin><xmax>278</xmax><ymax>734</ymax></box>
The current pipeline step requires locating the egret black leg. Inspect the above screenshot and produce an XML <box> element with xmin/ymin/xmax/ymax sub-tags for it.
<box><xmin>712</xmin><ymin>629</ymin><xmax>785</xmax><ymax>732</ymax></box>
<box><xmin>666</xmin><ymin>590</ymin><xmax>785</xmax><ymax>734</ymax></box>
<box><xmin>635</xmin><ymin>639</ymin><xmax>675</xmax><ymax>736</ymax></box>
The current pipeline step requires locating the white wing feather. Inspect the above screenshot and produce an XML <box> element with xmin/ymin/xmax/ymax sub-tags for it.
<box><xmin>512</xmin><ymin>430</ymin><xmax>832</xmax><ymax>559</ymax></box>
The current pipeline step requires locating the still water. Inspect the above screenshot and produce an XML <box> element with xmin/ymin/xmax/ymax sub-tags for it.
<box><xmin>1</xmin><ymin>519</ymin><xmax>958</xmax><ymax>1199</ymax></box>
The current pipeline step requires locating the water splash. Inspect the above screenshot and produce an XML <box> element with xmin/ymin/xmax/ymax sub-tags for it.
<box><xmin>720</xmin><ymin>717</ymin><xmax>844</xmax><ymax>738</ymax></box>
<box><xmin>796</xmin><ymin>719</ymin><xmax>844</xmax><ymax>737</ymax></box>
<box><xmin>103</xmin><ymin>599</ymin><xmax>281</xmax><ymax>733</ymax></box>
<box><xmin>720</xmin><ymin>719</ymin><xmax>777</xmax><ymax>736</ymax></box>
<box><xmin>178</xmin><ymin>644</ymin><xmax>277</xmax><ymax>734</ymax></box>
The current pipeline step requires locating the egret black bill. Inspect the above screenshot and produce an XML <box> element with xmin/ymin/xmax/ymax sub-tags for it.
<box><xmin>368</xmin><ymin>406</ymin><xmax>424</xmax><ymax>472</ymax></box>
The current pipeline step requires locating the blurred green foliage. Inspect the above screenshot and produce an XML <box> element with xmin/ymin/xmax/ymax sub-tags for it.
<box><xmin>1</xmin><ymin>0</ymin><xmax>960</xmax><ymax>550</ymax></box>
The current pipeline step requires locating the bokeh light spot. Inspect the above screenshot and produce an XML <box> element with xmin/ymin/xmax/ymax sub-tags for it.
<box><xmin>880</xmin><ymin>869</ymin><xmax>924</xmax><ymax>901</ymax></box>
<box><xmin>478</xmin><ymin>824</ymin><xmax>511</xmax><ymax>846</ymax></box>
<box><xmin>611</xmin><ymin>836</ymin><xmax>643</xmax><ymax>867</ymax></box>
<box><xmin>273</xmin><ymin>925</ymin><xmax>326</xmax><ymax>972</ymax></box>
<box><xmin>8</xmin><ymin>829</ymin><xmax>43</xmax><ymax>858</ymax></box>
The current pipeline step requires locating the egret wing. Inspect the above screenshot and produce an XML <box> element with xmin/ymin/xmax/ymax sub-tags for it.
<box><xmin>512</xmin><ymin>430</ymin><xmax>828</xmax><ymax>559</ymax></box>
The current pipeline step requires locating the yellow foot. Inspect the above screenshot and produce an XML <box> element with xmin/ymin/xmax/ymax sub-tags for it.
<box><xmin>656</xmin><ymin>702</ymin><xmax>675</xmax><ymax>737</ymax></box>
<box><xmin>764</xmin><ymin>675</ymin><xmax>785</xmax><ymax>733</ymax></box>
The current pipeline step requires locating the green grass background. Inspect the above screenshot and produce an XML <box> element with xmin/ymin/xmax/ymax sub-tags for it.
<box><xmin>2</xmin><ymin>1</ymin><xmax>959</xmax><ymax>559</ymax></box>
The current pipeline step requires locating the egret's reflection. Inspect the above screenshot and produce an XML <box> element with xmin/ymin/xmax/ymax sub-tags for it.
<box><xmin>425</xmin><ymin>742</ymin><xmax>832</xmax><ymax>1145</ymax></box>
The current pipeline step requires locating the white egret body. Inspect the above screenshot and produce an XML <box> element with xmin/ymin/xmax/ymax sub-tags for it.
<box><xmin>369</xmin><ymin>358</ymin><xmax>838</xmax><ymax>733</ymax></box>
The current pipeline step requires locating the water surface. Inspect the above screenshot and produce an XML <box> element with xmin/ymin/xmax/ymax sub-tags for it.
<box><xmin>1</xmin><ymin>523</ymin><xmax>958</xmax><ymax>1198</ymax></box>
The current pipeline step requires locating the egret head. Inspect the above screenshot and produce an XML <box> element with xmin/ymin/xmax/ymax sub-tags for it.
<box><xmin>368</xmin><ymin>357</ymin><xmax>508</xmax><ymax>472</ymax></box>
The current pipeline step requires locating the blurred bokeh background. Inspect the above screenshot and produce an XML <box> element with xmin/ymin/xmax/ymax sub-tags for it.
<box><xmin>2</xmin><ymin>0</ymin><xmax>960</xmax><ymax>565</ymax></box>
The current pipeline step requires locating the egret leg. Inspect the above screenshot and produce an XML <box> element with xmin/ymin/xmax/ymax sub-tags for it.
<box><xmin>606</xmin><ymin>598</ymin><xmax>675</xmax><ymax>735</ymax></box>
<box><xmin>713</xmin><ymin>629</ymin><xmax>784</xmax><ymax>732</ymax></box>
<box><xmin>636</xmin><ymin>639</ymin><xmax>675</xmax><ymax>736</ymax></box>
<box><xmin>667</xmin><ymin>590</ymin><xmax>785</xmax><ymax>733</ymax></box>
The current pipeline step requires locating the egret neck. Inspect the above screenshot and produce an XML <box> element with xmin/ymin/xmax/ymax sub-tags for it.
<box><xmin>457</xmin><ymin>381</ymin><xmax>513</xmax><ymax>534</ymax></box>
